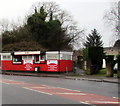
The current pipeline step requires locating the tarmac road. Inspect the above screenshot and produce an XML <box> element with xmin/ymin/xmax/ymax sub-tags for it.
<box><xmin>1</xmin><ymin>75</ymin><xmax>119</xmax><ymax>105</ymax></box>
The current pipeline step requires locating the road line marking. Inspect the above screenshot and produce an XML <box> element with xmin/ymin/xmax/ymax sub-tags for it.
<box><xmin>31</xmin><ymin>84</ymin><xmax>82</xmax><ymax>93</ymax></box>
<box><xmin>42</xmin><ymin>85</ymin><xmax>57</xmax><ymax>88</ymax></box>
<box><xmin>5</xmin><ymin>79</ymin><xmax>14</xmax><ymax>81</ymax></box>
<box><xmin>31</xmin><ymin>87</ymin><xmax>46</xmax><ymax>88</ymax></box>
<box><xmin>80</xmin><ymin>101</ymin><xmax>90</xmax><ymax>104</ymax></box>
<box><xmin>42</xmin><ymin>85</ymin><xmax>48</xmax><ymax>86</ymax></box>
<box><xmin>55</xmin><ymin>87</ymin><xmax>81</xmax><ymax>92</ymax></box>
<box><xmin>53</xmin><ymin>93</ymin><xmax>86</xmax><ymax>95</ymax></box>
<box><xmin>23</xmin><ymin>87</ymin><xmax>53</xmax><ymax>95</ymax></box>
<box><xmin>90</xmin><ymin>101</ymin><xmax>120</xmax><ymax>104</ymax></box>
<box><xmin>3</xmin><ymin>79</ymin><xmax>25</xmax><ymax>83</ymax></box>
<box><xmin>3</xmin><ymin>79</ymin><xmax>15</xmax><ymax>81</ymax></box>
<box><xmin>113</xmin><ymin>97</ymin><xmax>119</xmax><ymax>99</ymax></box>
<box><xmin>2</xmin><ymin>82</ymin><xmax>10</xmax><ymax>85</ymax></box>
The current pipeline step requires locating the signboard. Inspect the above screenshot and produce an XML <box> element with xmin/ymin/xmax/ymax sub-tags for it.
<box><xmin>47</xmin><ymin>60</ymin><xmax>58</xmax><ymax>71</ymax></box>
<box><xmin>14</xmin><ymin>51</ymin><xmax>40</xmax><ymax>55</ymax></box>
<box><xmin>24</xmin><ymin>60</ymin><xmax>33</xmax><ymax>70</ymax></box>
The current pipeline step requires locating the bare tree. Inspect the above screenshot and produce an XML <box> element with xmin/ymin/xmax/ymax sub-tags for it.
<box><xmin>104</xmin><ymin>1</ymin><xmax>120</xmax><ymax>39</ymax></box>
<box><xmin>0</xmin><ymin>19</ymin><xmax>10</xmax><ymax>34</ymax></box>
<box><xmin>0</xmin><ymin>18</ymin><xmax>22</xmax><ymax>35</ymax></box>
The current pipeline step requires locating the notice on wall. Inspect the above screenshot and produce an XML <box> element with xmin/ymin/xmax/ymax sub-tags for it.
<box><xmin>47</xmin><ymin>60</ymin><xmax>58</xmax><ymax>71</ymax></box>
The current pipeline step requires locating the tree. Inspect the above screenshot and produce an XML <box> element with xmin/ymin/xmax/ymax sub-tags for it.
<box><xmin>27</xmin><ymin>2</ymin><xmax>83</xmax><ymax>50</ymax></box>
<box><xmin>83</xmin><ymin>29</ymin><xmax>103</xmax><ymax>48</ymax></box>
<box><xmin>104</xmin><ymin>2</ymin><xmax>120</xmax><ymax>39</ymax></box>
<box><xmin>2</xmin><ymin>41</ymin><xmax>46</xmax><ymax>51</ymax></box>
<box><xmin>28</xmin><ymin>2</ymin><xmax>84</xmax><ymax>50</ymax></box>
<box><xmin>2</xmin><ymin>2</ymin><xmax>84</xmax><ymax>51</ymax></box>
<box><xmin>83</xmin><ymin>29</ymin><xmax>103</xmax><ymax>74</ymax></box>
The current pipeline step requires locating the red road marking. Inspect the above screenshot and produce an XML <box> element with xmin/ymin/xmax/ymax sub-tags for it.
<box><xmin>28</xmin><ymin>86</ymin><xmax>119</xmax><ymax>104</ymax></box>
<box><xmin>55</xmin><ymin>93</ymin><xmax>119</xmax><ymax>104</ymax></box>
<box><xmin>2</xmin><ymin>79</ymin><xmax>120</xmax><ymax>105</ymax></box>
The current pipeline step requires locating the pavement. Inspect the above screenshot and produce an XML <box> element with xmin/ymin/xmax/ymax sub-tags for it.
<box><xmin>1</xmin><ymin>68</ymin><xmax>120</xmax><ymax>84</ymax></box>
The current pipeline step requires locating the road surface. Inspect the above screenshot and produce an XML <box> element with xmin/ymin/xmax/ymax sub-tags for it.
<box><xmin>1</xmin><ymin>75</ymin><xmax>120</xmax><ymax>105</ymax></box>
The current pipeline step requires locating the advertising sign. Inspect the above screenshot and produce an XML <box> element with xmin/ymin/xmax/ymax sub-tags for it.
<box><xmin>24</xmin><ymin>60</ymin><xmax>33</xmax><ymax>70</ymax></box>
<box><xmin>47</xmin><ymin>60</ymin><xmax>58</xmax><ymax>71</ymax></box>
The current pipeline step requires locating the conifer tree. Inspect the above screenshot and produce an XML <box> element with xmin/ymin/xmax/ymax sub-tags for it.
<box><xmin>83</xmin><ymin>29</ymin><xmax>103</xmax><ymax>47</ymax></box>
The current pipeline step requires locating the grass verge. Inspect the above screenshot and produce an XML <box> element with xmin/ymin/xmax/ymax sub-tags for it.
<box><xmin>95</xmin><ymin>68</ymin><xmax>117</xmax><ymax>77</ymax></box>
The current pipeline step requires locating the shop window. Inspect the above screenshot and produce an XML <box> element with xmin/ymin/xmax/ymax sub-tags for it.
<box><xmin>40</xmin><ymin>54</ymin><xmax>46</xmax><ymax>63</ymax></box>
<box><xmin>40</xmin><ymin>54</ymin><xmax>45</xmax><ymax>61</ymax></box>
<box><xmin>60</xmin><ymin>54</ymin><xmax>72</xmax><ymax>60</ymax></box>
<box><xmin>35</xmin><ymin>55</ymin><xmax>40</xmax><ymax>63</ymax></box>
<box><xmin>35</xmin><ymin>54</ymin><xmax>46</xmax><ymax>63</ymax></box>
<box><xmin>23</xmin><ymin>56</ymin><xmax>33</xmax><ymax>60</ymax></box>
<box><xmin>3</xmin><ymin>55</ymin><xmax>11</xmax><ymax>60</ymax></box>
<box><xmin>13</xmin><ymin>55</ymin><xmax>22</xmax><ymax>64</ymax></box>
<box><xmin>46</xmin><ymin>53</ymin><xmax>59</xmax><ymax>60</ymax></box>
<box><xmin>67</xmin><ymin>55</ymin><xmax>72</xmax><ymax>60</ymax></box>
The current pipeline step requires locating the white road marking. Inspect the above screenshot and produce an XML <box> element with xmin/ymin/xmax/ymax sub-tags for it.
<box><xmin>54</xmin><ymin>86</ymin><xmax>82</xmax><ymax>92</ymax></box>
<box><xmin>91</xmin><ymin>101</ymin><xmax>120</xmax><ymax>104</ymax></box>
<box><xmin>31</xmin><ymin>87</ymin><xmax>46</xmax><ymax>88</ymax></box>
<box><xmin>53</xmin><ymin>93</ymin><xmax>86</xmax><ymax>95</ymax></box>
<box><xmin>42</xmin><ymin>85</ymin><xmax>52</xmax><ymax>87</ymax></box>
<box><xmin>3</xmin><ymin>79</ymin><xmax>16</xmax><ymax>81</ymax></box>
<box><xmin>42</xmin><ymin>85</ymin><xmax>58</xmax><ymax>88</ymax></box>
<box><xmin>113</xmin><ymin>97</ymin><xmax>119</xmax><ymax>99</ymax></box>
<box><xmin>3</xmin><ymin>79</ymin><xmax>25</xmax><ymax>83</ymax></box>
<box><xmin>4</xmin><ymin>79</ymin><xmax>14</xmax><ymax>81</ymax></box>
<box><xmin>80</xmin><ymin>101</ymin><xmax>90</xmax><ymax>104</ymax></box>
<box><xmin>23</xmin><ymin>87</ymin><xmax>53</xmax><ymax>95</ymax></box>
<box><xmin>2</xmin><ymin>82</ymin><xmax>10</xmax><ymax>85</ymax></box>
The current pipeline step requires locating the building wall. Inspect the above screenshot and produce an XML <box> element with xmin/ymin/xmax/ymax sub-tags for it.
<box><xmin>104</xmin><ymin>47</ymin><xmax>120</xmax><ymax>56</ymax></box>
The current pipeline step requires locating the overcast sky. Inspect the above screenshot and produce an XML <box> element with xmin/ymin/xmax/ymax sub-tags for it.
<box><xmin>0</xmin><ymin>0</ymin><xmax>118</xmax><ymax>48</ymax></box>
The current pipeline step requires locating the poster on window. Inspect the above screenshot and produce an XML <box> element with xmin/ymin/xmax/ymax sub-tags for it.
<box><xmin>24</xmin><ymin>60</ymin><xmax>33</xmax><ymax>64</ymax></box>
<box><xmin>47</xmin><ymin>60</ymin><xmax>58</xmax><ymax>71</ymax></box>
<box><xmin>24</xmin><ymin>60</ymin><xmax>33</xmax><ymax>70</ymax></box>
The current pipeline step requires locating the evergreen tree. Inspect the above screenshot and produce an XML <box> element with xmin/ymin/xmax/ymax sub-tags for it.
<box><xmin>27</xmin><ymin>6</ymin><xmax>72</xmax><ymax>50</ymax></box>
<box><xmin>83</xmin><ymin>29</ymin><xmax>103</xmax><ymax>47</ymax></box>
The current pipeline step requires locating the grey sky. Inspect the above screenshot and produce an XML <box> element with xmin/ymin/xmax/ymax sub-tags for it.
<box><xmin>0</xmin><ymin>0</ymin><xmax>118</xmax><ymax>48</ymax></box>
